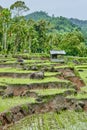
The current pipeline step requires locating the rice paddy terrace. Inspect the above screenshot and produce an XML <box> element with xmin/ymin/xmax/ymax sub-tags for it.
<box><xmin>0</xmin><ymin>54</ymin><xmax>87</xmax><ymax>130</ymax></box>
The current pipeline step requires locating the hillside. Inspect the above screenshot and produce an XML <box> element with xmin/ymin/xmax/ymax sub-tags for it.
<box><xmin>26</xmin><ymin>11</ymin><xmax>50</xmax><ymax>21</ymax></box>
<box><xmin>70</xmin><ymin>18</ymin><xmax>87</xmax><ymax>43</ymax></box>
<box><xmin>70</xmin><ymin>18</ymin><xmax>87</xmax><ymax>27</ymax></box>
<box><xmin>25</xmin><ymin>11</ymin><xmax>87</xmax><ymax>44</ymax></box>
<box><xmin>25</xmin><ymin>11</ymin><xmax>80</xmax><ymax>33</ymax></box>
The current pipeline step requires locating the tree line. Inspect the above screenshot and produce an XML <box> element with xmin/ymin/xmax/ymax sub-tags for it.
<box><xmin>0</xmin><ymin>1</ymin><xmax>87</xmax><ymax>56</ymax></box>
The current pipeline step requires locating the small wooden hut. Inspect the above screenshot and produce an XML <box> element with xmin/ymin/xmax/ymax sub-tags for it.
<box><xmin>50</xmin><ymin>50</ymin><xmax>66</xmax><ymax>62</ymax></box>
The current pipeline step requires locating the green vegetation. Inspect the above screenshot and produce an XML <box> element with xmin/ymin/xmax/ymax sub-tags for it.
<box><xmin>8</xmin><ymin>111</ymin><xmax>87</xmax><ymax>130</ymax></box>
<box><xmin>67</xmin><ymin>66</ymin><xmax>87</xmax><ymax>99</ymax></box>
<box><xmin>31</xmin><ymin>88</ymin><xmax>74</xmax><ymax>96</ymax></box>
<box><xmin>21</xmin><ymin>104</ymin><xmax>29</xmax><ymax>113</ymax></box>
<box><xmin>26</xmin><ymin>11</ymin><xmax>87</xmax><ymax>46</ymax></box>
<box><xmin>76</xmin><ymin>67</ymin><xmax>87</xmax><ymax>84</ymax></box>
<box><xmin>45</xmin><ymin>72</ymin><xmax>58</xmax><ymax>76</ymax></box>
<box><xmin>0</xmin><ymin>96</ymin><xmax>35</xmax><ymax>112</ymax></box>
<box><xmin>70</xmin><ymin>18</ymin><xmax>87</xmax><ymax>45</ymax></box>
<box><xmin>0</xmin><ymin>3</ymin><xmax>87</xmax><ymax>56</ymax></box>
<box><xmin>79</xmin><ymin>70</ymin><xmax>87</xmax><ymax>84</ymax></box>
<box><xmin>0</xmin><ymin>56</ymin><xmax>86</xmax><ymax>129</ymax></box>
<box><xmin>0</xmin><ymin>77</ymin><xmax>69</xmax><ymax>85</ymax></box>
<box><xmin>81</xmin><ymin>86</ymin><xmax>87</xmax><ymax>92</ymax></box>
<box><xmin>26</xmin><ymin>11</ymin><xmax>79</xmax><ymax>32</ymax></box>
<box><xmin>67</xmin><ymin>93</ymin><xmax>87</xmax><ymax>99</ymax></box>
<box><xmin>0</xmin><ymin>1</ymin><xmax>87</xmax><ymax>129</ymax></box>
<box><xmin>0</xmin><ymin>67</ymin><xmax>35</xmax><ymax>73</ymax></box>
<box><xmin>0</xmin><ymin>68</ymin><xmax>58</xmax><ymax>76</ymax></box>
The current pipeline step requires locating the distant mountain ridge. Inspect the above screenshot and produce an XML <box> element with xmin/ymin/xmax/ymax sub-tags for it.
<box><xmin>25</xmin><ymin>11</ymin><xmax>50</xmax><ymax>21</ymax></box>
<box><xmin>25</xmin><ymin>11</ymin><xmax>80</xmax><ymax>33</ymax></box>
<box><xmin>69</xmin><ymin>18</ymin><xmax>87</xmax><ymax>42</ymax></box>
<box><xmin>26</xmin><ymin>11</ymin><xmax>87</xmax><ymax>26</ymax></box>
<box><xmin>25</xmin><ymin>11</ymin><xmax>87</xmax><ymax>43</ymax></box>
<box><xmin>70</xmin><ymin>18</ymin><xmax>87</xmax><ymax>27</ymax></box>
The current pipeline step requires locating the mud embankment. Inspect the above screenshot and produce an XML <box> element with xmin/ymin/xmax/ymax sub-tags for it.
<box><xmin>5</xmin><ymin>81</ymin><xmax>72</xmax><ymax>96</ymax></box>
<box><xmin>0</xmin><ymin>95</ymin><xmax>87</xmax><ymax>129</ymax></box>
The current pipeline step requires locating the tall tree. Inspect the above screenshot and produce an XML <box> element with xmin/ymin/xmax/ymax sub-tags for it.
<box><xmin>60</xmin><ymin>31</ymin><xmax>85</xmax><ymax>56</ymax></box>
<box><xmin>0</xmin><ymin>8</ymin><xmax>11</xmax><ymax>53</ymax></box>
<box><xmin>34</xmin><ymin>20</ymin><xmax>48</xmax><ymax>53</ymax></box>
<box><xmin>10</xmin><ymin>1</ymin><xmax>29</xmax><ymax>17</ymax></box>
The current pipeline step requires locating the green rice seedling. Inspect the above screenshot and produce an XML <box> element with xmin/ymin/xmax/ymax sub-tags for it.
<box><xmin>54</xmin><ymin>112</ymin><xmax>65</xmax><ymax>129</ymax></box>
<box><xmin>36</xmin><ymin>115</ymin><xmax>43</xmax><ymax>130</ymax></box>
<box><xmin>45</xmin><ymin>72</ymin><xmax>58</xmax><ymax>77</ymax></box>
<box><xmin>43</xmin><ymin>114</ymin><xmax>50</xmax><ymax>130</ymax></box>
<box><xmin>0</xmin><ymin>96</ymin><xmax>35</xmax><ymax>112</ymax></box>
<box><xmin>67</xmin><ymin>92</ymin><xmax>87</xmax><ymax>99</ymax></box>
<box><xmin>8</xmin><ymin>111</ymin><xmax>87</xmax><ymax>130</ymax></box>
<box><xmin>81</xmin><ymin>86</ymin><xmax>87</xmax><ymax>92</ymax></box>
<box><xmin>0</xmin><ymin>67</ymin><xmax>35</xmax><ymax>73</ymax></box>
<box><xmin>0</xmin><ymin>77</ymin><xmax>69</xmax><ymax>86</ymax></box>
<box><xmin>31</xmin><ymin>88</ymin><xmax>73</xmax><ymax>96</ymax></box>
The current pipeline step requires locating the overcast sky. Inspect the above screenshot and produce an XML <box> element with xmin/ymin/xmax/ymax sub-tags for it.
<box><xmin>0</xmin><ymin>0</ymin><xmax>87</xmax><ymax>20</ymax></box>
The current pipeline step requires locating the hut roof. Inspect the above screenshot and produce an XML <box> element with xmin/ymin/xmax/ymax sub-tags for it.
<box><xmin>50</xmin><ymin>50</ymin><xmax>66</xmax><ymax>55</ymax></box>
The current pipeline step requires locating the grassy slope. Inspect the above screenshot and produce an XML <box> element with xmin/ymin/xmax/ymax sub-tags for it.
<box><xmin>0</xmin><ymin>97</ymin><xmax>35</xmax><ymax>112</ymax></box>
<box><xmin>75</xmin><ymin>66</ymin><xmax>87</xmax><ymax>84</ymax></box>
<box><xmin>30</xmin><ymin>88</ymin><xmax>73</xmax><ymax>96</ymax></box>
<box><xmin>67</xmin><ymin>66</ymin><xmax>87</xmax><ymax>99</ymax></box>
<box><xmin>0</xmin><ymin>68</ymin><xmax>35</xmax><ymax>73</ymax></box>
<box><xmin>0</xmin><ymin>77</ymin><xmax>69</xmax><ymax>85</ymax></box>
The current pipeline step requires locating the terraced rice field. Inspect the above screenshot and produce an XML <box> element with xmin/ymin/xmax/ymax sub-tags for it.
<box><xmin>0</xmin><ymin>55</ymin><xmax>87</xmax><ymax>130</ymax></box>
<box><xmin>8</xmin><ymin>111</ymin><xmax>87</xmax><ymax>130</ymax></box>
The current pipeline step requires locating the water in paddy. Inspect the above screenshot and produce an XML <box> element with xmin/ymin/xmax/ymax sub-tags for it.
<box><xmin>8</xmin><ymin>111</ymin><xmax>87</xmax><ymax>130</ymax></box>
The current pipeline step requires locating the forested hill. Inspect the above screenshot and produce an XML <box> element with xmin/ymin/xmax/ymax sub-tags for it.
<box><xmin>70</xmin><ymin>18</ymin><xmax>87</xmax><ymax>41</ymax></box>
<box><xmin>25</xmin><ymin>11</ymin><xmax>87</xmax><ymax>38</ymax></box>
<box><xmin>25</xmin><ymin>11</ymin><xmax>51</xmax><ymax>21</ymax></box>
<box><xmin>70</xmin><ymin>18</ymin><xmax>87</xmax><ymax>27</ymax></box>
<box><xmin>0</xmin><ymin>1</ymin><xmax>87</xmax><ymax>56</ymax></box>
<box><xmin>25</xmin><ymin>11</ymin><xmax>80</xmax><ymax>32</ymax></box>
<box><xmin>26</xmin><ymin>11</ymin><xmax>87</xmax><ymax>28</ymax></box>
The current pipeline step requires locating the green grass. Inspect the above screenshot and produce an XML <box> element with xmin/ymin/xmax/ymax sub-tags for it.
<box><xmin>75</xmin><ymin>65</ymin><xmax>87</xmax><ymax>85</ymax></box>
<box><xmin>67</xmin><ymin>93</ymin><xmax>87</xmax><ymax>99</ymax></box>
<box><xmin>0</xmin><ymin>77</ymin><xmax>69</xmax><ymax>85</ymax></box>
<box><xmin>13</xmin><ymin>52</ymin><xmax>50</xmax><ymax>58</ymax></box>
<box><xmin>45</xmin><ymin>72</ymin><xmax>59</xmax><ymax>76</ymax></box>
<box><xmin>81</xmin><ymin>86</ymin><xmax>87</xmax><ymax>92</ymax></box>
<box><xmin>0</xmin><ymin>83</ymin><xmax>6</xmax><ymax>87</ymax></box>
<box><xmin>78</xmin><ymin>69</ymin><xmax>87</xmax><ymax>84</ymax></box>
<box><xmin>67</xmin><ymin>86</ymin><xmax>87</xmax><ymax>99</ymax></box>
<box><xmin>75</xmin><ymin>65</ymin><xmax>87</xmax><ymax>70</ymax></box>
<box><xmin>0</xmin><ymin>68</ymin><xmax>58</xmax><ymax>75</ymax></box>
<box><xmin>0</xmin><ymin>96</ymin><xmax>35</xmax><ymax>112</ymax></box>
<box><xmin>8</xmin><ymin>111</ymin><xmax>87</xmax><ymax>130</ymax></box>
<box><xmin>31</xmin><ymin>88</ymin><xmax>73</xmax><ymax>96</ymax></box>
<box><xmin>24</xmin><ymin>59</ymin><xmax>49</xmax><ymax>63</ymax></box>
<box><xmin>0</xmin><ymin>58</ymin><xmax>16</xmax><ymax>64</ymax></box>
<box><xmin>0</xmin><ymin>68</ymin><xmax>35</xmax><ymax>73</ymax></box>
<box><xmin>55</xmin><ymin>65</ymin><xmax>68</xmax><ymax>69</ymax></box>
<box><xmin>2</xmin><ymin>61</ymin><xmax>16</xmax><ymax>64</ymax></box>
<box><xmin>0</xmin><ymin>69</ymin><xmax>59</xmax><ymax>76</ymax></box>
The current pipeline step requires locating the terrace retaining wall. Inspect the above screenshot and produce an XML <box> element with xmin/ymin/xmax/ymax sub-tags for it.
<box><xmin>0</xmin><ymin>95</ymin><xmax>87</xmax><ymax>129</ymax></box>
<box><xmin>5</xmin><ymin>82</ymin><xmax>72</xmax><ymax>96</ymax></box>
